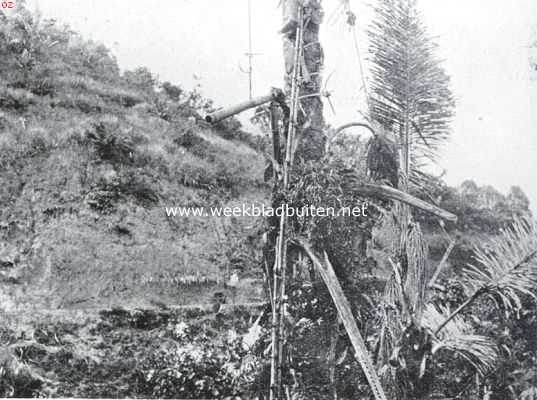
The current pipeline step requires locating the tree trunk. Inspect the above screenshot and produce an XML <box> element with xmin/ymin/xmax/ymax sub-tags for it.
<box><xmin>282</xmin><ymin>0</ymin><xmax>326</xmax><ymax>162</ymax></box>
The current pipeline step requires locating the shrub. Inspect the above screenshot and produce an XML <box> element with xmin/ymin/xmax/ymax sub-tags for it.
<box><xmin>174</xmin><ymin>127</ymin><xmax>208</xmax><ymax>150</ymax></box>
<box><xmin>86</xmin><ymin>122</ymin><xmax>135</xmax><ymax>165</ymax></box>
<box><xmin>123</xmin><ymin>67</ymin><xmax>157</xmax><ymax>93</ymax></box>
<box><xmin>172</xmin><ymin>152</ymin><xmax>218</xmax><ymax>190</ymax></box>
<box><xmin>137</xmin><ymin>331</ymin><xmax>247</xmax><ymax>398</ymax></box>
<box><xmin>119</xmin><ymin>169</ymin><xmax>160</xmax><ymax>206</ymax></box>
<box><xmin>86</xmin><ymin>168</ymin><xmax>159</xmax><ymax>212</ymax></box>
<box><xmin>0</xmin><ymin>353</ymin><xmax>47</xmax><ymax>398</ymax></box>
<box><xmin>0</xmin><ymin>86</ymin><xmax>36</xmax><ymax>111</ymax></box>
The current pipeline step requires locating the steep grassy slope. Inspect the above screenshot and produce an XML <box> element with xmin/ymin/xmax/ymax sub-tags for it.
<box><xmin>0</xmin><ymin>10</ymin><xmax>267</xmax><ymax>310</ymax></box>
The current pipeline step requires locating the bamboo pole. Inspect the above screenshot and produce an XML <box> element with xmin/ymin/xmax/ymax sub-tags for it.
<box><xmin>297</xmin><ymin>238</ymin><xmax>388</xmax><ymax>400</ymax></box>
<box><xmin>270</xmin><ymin>6</ymin><xmax>304</xmax><ymax>399</ymax></box>
<box><xmin>270</xmin><ymin>101</ymin><xmax>282</xmax><ymax>165</ymax></box>
<box><xmin>283</xmin><ymin>6</ymin><xmax>304</xmax><ymax>188</ymax></box>
<box><xmin>269</xmin><ymin>235</ymin><xmax>282</xmax><ymax>400</ymax></box>
<box><xmin>267</xmin><ymin>104</ymin><xmax>282</xmax><ymax>400</ymax></box>
<box><xmin>204</xmin><ymin>88</ymin><xmax>283</xmax><ymax>123</ymax></box>
<box><xmin>276</xmin><ymin>232</ymin><xmax>288</xmax><ymax>399</ymax></box>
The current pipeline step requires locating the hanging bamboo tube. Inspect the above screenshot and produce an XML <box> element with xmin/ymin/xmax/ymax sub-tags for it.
<box><xmin>204</xmin><ymin>88</ymin><xmax>284</xmax><ymax>123</ymax></box>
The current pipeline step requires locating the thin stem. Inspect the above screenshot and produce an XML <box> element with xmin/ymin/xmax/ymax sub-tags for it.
<box><xmin>434</xmin><ymin>289</ymin><xmax>482</xmax><ymax>336</ymax></box>
<box><xmin>270</xmin><ymin>6</ymin><xmax>304</xmax><ymax>399</ymax></box>
<box><xmin>428</xmin><ymin>240</ymin><xmax>455</xmax><ymax>288</ymax></box>
<box><xmin>333</xmin><ymin>122</ymin><xmax>375</xmax><ymax>136</ymax></box>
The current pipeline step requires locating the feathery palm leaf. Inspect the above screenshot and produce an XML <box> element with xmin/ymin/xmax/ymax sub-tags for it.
<box><xmin>422</xmin><ymin>305</ymin><xmax>497</xmax><ymax>376</ymax></box>
<box><xmin>460</xmin><ymin>218</ymin><xmax>537</xmax><ymax>312</ymax></box>
<box><xmin>368</xmin><ymin>0</ymin><xmax>454</xmax><ymax>173</ymax></box>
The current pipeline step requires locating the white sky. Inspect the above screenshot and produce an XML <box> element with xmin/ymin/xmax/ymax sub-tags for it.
<box><xmin>26</xmin><ymin>0</ymin><xmax>537</xmax><ymax>212</ymax></box>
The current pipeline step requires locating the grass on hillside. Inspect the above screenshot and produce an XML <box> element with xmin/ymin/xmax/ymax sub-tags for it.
<box><xmin>0</xmin><ymin>9</ymin><xmax>269</xmax><ymax>310</ymax></box>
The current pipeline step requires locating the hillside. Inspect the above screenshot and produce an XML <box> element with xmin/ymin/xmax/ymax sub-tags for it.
<box><xmin>0</xmin><ymin>9</ymin><xmax>267</xmax><ymax>311</ymax></box>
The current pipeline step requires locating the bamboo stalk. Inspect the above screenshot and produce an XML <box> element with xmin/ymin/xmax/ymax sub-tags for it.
<box><xmin>277</xmin><ymin>233</ymin><xmax>288</xmax><ymax>398</ymax></box>
<box><xmin>270</xmin><ymin>101</ymin><xmax>282</xmax><ymax>165</ymax></box>
<box><xmin>283</xmin><ymin>9</ymin><xmax>303</xmax><ymax>188</ymax></box>
<box><xmin>270</xmin><ymin>7</ymin><xmax>304</xmax><ymax>399</ymax></box>
<box><xmin>269</xmin><ymin>235</ymin><xmax>282</xmax><ymax>400</ymax></box>
<box><xmin>264</xmin><ymin>260</ymin><xmax>274</xmax><ymax>310</ymax></box>
<box><xmin>268</xmin><ymin>97</ymin><xmax>286</xmax><ymax>400</ymax></box>
<box><xmin>275</xmin><ymin>211</ymin><xmax>287</xmax><ymax>399</ymax></box>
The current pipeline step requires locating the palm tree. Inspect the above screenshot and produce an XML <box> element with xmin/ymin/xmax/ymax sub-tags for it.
<box><xmin>368</xmin><ymin>0</ymin><xmax>454</xmax><ymax>192</ymax></box>
<box><xmin>377</xmin><ymin>217</ymin><xmax>537</xmax><ymax>399</ymax></box>
<box><xmin>366</xmin><ymin>0</ymin><xmax>455</xmax><ymax>349</ymax></box>
<box><xmin>365</xmin><ymin>1</ymin><xmax>537</xmax><ymax>399</ymax></box>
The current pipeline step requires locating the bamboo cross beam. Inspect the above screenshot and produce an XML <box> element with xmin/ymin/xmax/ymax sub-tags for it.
<box><xmin>296</xmin><ymin>238</ymin><xmax>389</xmax><ymax>400</ymax></box>
<box><xmin>204</xmin><ymin>88</ymin><xmax>284</xmax><ymax>123</ymax></box>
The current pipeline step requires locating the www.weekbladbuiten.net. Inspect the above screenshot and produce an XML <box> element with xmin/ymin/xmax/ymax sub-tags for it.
<box><xmin>165</xmin><ymin>202</ymin><xmax>370</xmax><ymax>218</ymax></box>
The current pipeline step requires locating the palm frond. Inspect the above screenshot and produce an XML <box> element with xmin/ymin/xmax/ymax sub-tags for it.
<box><xmin>461</xmin><ymin>217</ymin><xmax>537</xmax><ymax>311</ymax></box>
<box><xmin>422</xmin><ymin>304</ymin><xmax>497</xmax><ymax>376</ymax></box>
<box><xmin>367</xmin><ymin>0</ymin><xmax>454</xmax><ymax>166</ymax></box>
<box><xmin>376</xmin><ymin>268</ymin><xmax>405</xmax><ymax>369</ymax></box>
<box><xmin>400</xmin><ymin>222</ymin><xmax>428</xmax><ymax>321</ymax></box>
<box><xmin>433</xmin><ymin>218</ymin><xmax>537</xmax><ymax>336</ymax></box>
<box><xmin>376</xmin><ymin>223</ymin><xmax>427</xmax><ymax>369</ymax></box>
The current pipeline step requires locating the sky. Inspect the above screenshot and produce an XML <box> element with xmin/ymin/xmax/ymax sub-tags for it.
<box><xmin>22</xmin><ymin>0</ymin><xmax>537</xmax><ymax>212</ymax></box>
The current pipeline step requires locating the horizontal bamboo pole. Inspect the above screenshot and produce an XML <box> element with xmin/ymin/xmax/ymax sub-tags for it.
<box><xmin>205</xmin><ymin>88</ymin><xmax>284</xmax><ymax>123</ymax></box>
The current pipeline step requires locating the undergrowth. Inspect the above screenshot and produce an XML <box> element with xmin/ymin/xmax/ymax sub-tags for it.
<box><xmin>0</xmin><ymin>307</ymin><xmax>265</xmax><ymax>398</ymax></box>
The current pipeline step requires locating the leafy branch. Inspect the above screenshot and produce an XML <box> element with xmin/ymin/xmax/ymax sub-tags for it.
<box><xmin>435</xmin><ymin>218</ymin><xmax>537</xmax><ymax>336</ymax></box>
